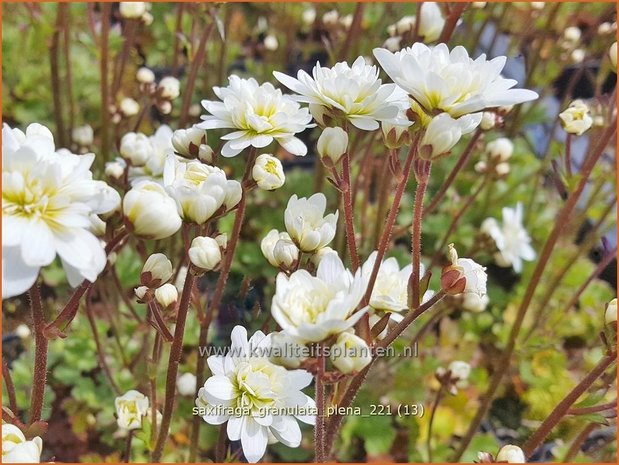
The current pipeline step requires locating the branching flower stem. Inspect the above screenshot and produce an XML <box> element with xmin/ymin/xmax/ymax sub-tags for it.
<box><xmin>451</xmin><ymin>120</ymin><xmax>617</xmax><ymax>461</ymax></box>
<box><xmin>523</xmin><ymin>349</ymin><xmax>617</xmax><ymax>458</ymax></box>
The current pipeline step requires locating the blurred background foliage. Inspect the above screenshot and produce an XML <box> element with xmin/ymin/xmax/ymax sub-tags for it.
<box><xmin>2</xmin><ymin>2</ymin><xmax>617</xmax><ymax>463</ymax></box>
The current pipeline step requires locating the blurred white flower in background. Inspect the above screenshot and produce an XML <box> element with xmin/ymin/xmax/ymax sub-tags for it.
<box><xmin>274</xmin><ymin>56</ymin><xmax>408</xmax><ymax>130</ymax></box>
<box><xmin>272</xmin><ymin>252</ymin><xmax>367</xmax><ymax>343</ymax></box>
<box><xmin>198</xmin><ymin>76</ymin><xmax>313</xmax><ymax>157</ymax></box>
<box><xmin>481</xmin><ymin>203</ymin><xmax>535</xmax><ymax>273</ymax></box>
<box><xmin>559</xmin><ymin>100</ymin><xmax>593</xmax><ymax>136</ymax></box>
<box><xmin>177</xmin><ymin>372</ymin><xmax>198</xmax><ymax>396</ymax></box>
<box><xmin>496</xmin><ymin>445</ymin><xmax>526</xmax><ymax>463</ymax></box>
<box><xmin>119</xmin><ymin>2</ymin><xmax>147</xmax><ymax>19</ymax></box>
<box><xmin>72</xmin><ymin>124</ymin><xmax>94</xmax><ymax>147</ymax></box>
<box><xmin>284</xmin><ymin>193</ymin><xmax>338</xmax><ymax>253</ymax></box>
<box><xmin>2</xmin><ymin>424</ymin><xmax>43</xmax><ymax>463</ymax></box>
<box><xmin>610</xmin><ymin>42</ymin><xmax>617</xmax><ymax>69</ymax></box>
<box><xmin>115</xmin><ymin>390</ymin><xmax>149</xmax><ymax>430</ymax></box>
<box><xmin>127</xmin><ymin>125</ymin><xmax>176</xmax><ymax>185</ymax></box>
<box><xmin>3</xmin><ymin>123</ymin><xmax>119</xmax><ymax>298</ymax></box>
<box><xmin>330</xmin><ymin>331</ymin><xmax>372</xmax><ymax>374</ymax></box>
<box><xmin>416</xmin><ymin>2</ymin><xmax>445</xmax><ymax>42</ymax></box>
<box><xmin>605</xmin><ymin>298</ymin><xmax>617</xmax><ymax>325</ymax></box>
<box><xmin>196</xmin><ymin>326</ymin><xmax>315</xmax><ymax>463</ymax></box>
<box><xmin>373</xmin><ymin>43</ymin><xmax>538</xmax><ymax>121</ymax></box>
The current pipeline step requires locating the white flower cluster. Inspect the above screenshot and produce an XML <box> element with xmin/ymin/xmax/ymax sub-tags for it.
<box><xmin>134</xmin><ymin>253</ymin><xmax>179</xmax><ymax>309</ymax></box>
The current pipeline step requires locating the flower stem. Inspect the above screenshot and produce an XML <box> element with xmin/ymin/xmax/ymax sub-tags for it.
<box><xmin>425</xmin><ymin>130</ymin><xmax>482</xmax><ymax>216</ymax></box>
<box><xmin>85</xmin><ymin>288</ymin><xmax>121</xmax><ymax>395</ymax></box>
<box><xmin>50</xmin><ymin>4</ymin><xmax>67</xmax><ymax>147</ymax></box>
<box><xmin>438</xmin><ymin>3</ymin><xmax>467</xmax><ymax>43</ymax></box>
<box><xmin>112</xmin><ymin>18</ymin><xmax>138</xmax><ymax>98</ymax></box>
<box><xmin>28</xmin><ymin>283</ymin><xmax>48</xmax><ymax>424</ymax></box>
<box><xmin>179</xmin><ymin>18</ymin><xmax>214</xmax><ymax>127</ymax></box>
<box><xmin>99</xmin><ymin>2</ymin><xmax>111</xmax><ymax>158</ymax></box>
<box><xmin>124</xmin><ymin>430</ymin><xmax>134</xmax><ymax>463</ymax></box>
<box><xmin>426</xmin><ymin>385</ymin><xmax>445</xmax><ymax>462</ymax></box>
<box><xmin>188</xmin><ymin>149</ymin><xmax>257</xmax><ymax>461</ymax></box>
<box><xmin>152</xmin><ymin>269</ymin><xmax>196</xmax><ymax>461</ymax></box>
<box><xmin>2</xmin><ymin>359</ymin><xmax>18</xmax><ymax>415</ymax></box>
<box><xmin>451</xmin><ymin>120</ymin><xmax>617</xmax><ymax>461</ymax></box>
<box><xmin>522</xmin><ymin>349</ymin><xmax>617</xmax><ymax>458</ymax></box>
<box><xmin>362</xmin><ymin>142</ymin><xmax>418</xmax><ymax>307</ymax></box>
<box><xmin>324</xmin><ymin>291</ymin><xmax>445</xmax><ymax>456</ymax></box>
<box><xmin>342</xmin><ymin>151</ymin><xmax>360</xmax><ymax>271</ymax></box>
<box><xmin>410</xmin><ymin>159</ymin><xmax>432</xmax><ymax>309</ymax></box>
<box><xmin>315</xmin><ymin>345</ymin><xmax>327</xmax><ymax>463</ymax></box>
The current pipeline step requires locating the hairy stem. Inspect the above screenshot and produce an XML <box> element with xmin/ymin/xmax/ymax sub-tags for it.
<box><xmin>315</xmin><ymin>346</ymin><xmax>327</xmax><ymax>463</ymax></box>
<box><xmin>152</xmin><ymin>269</ymin><xmax>196</xmax><ymax>461</ymax></box>
<box><xmin>342</xmin><ymin>151</ymin><xmax>361</xmax><ymax>271</ymax></box>
<box><xmin>410</xmin><ymin>159</ymin><xmax>432</xmax><ymax>309</ymax></box>
<box><xmin>2</xmin><ymin>360</ymin><xmax>18</xmax><ymax>416</ymax></box>
<box><xmin>29</xmin><ymin>283</ymin><xmax>48</xmax><ymax>424</ymax></box>
<box><xmin>523</xmin><ymin>350</ymin><xmax>617</xmax><ymax>457</ymax></box>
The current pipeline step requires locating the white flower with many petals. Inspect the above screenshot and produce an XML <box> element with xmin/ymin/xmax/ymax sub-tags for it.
<box><xmin>127</xmin><ymin>125</ymin><xmax>176</xmax><ymax>186</ymax></box>
<box><xmin>115</xmin><ymin>390</ymin><xmax>149</xmax><ymax>430</ymax></box>
<box><xmin>443</xmin><ymin>244</ymin><xmax>488</xmax><ymax>299</ymax></box>
<box><xmin>3</xmin><ymin>124</ymin><xmax>119</xmax><ymax>299</ymax></box>
<box><xmin>196</xmin><ymin>326</ymin><xmax>315</xmax><ymax>463</ymax></box>
<box><xmin>559</xmin><ymin>100</ymin><xmax>593</xmax><ymax>136</ymax></box>
<box><xmin>373</xmin><ymin>43</ymin><xmax>538</xmax><ymax>119</ymax></box>
<box><xmin>163</xmin><ymin>157</ymin><xmax>241</xmax><ymax>224</ymax></box>
<box><xmin>330</xmin><ymin>331</ymin><xmax>372</xmax><ymax>374</ymax></box>
<box><xmin>2</xmin><ymin>424</ymin><xmax>43</xmax><ymax>463</ymax></box>
<box><xmin>261</xmin><ymin>229</ymin><xmax>299</xmax><ymax>269</ymax></box>
<box><xmin>274</xmin><ymin>57</ymin><xmax>408</xmax><ymax>130</ymax></box>
<box><xmin>481</xmin><ymin>203</ymin><xmax>535</xmax><ymax>273</ymax></box>
<box><xmin>284</xmin><ymin>193</ymin><xmax>338</xmax><ymax>253</ymax></box>
<box><xmin>272</xmin><ymin>253</ymin><xmax>368</xmax><ymax>343</ymax></box>
<box><xmin>362</xmin><ymin>251</ymin><xmax>433</xmax><ymax>316</ymax></box>
<box><xmin>198</xmin><ymin>76</ymin><xmax>313</xmax><ymax>157</ymax></box>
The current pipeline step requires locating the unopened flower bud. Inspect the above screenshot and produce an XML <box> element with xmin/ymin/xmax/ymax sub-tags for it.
<box><xmin>119</xmin><ymin>97</ymin><xmax>139</xmax><ymax>117</ymax></box>
<box><xmin>480</xmin><ymin>112</ymin><xmax>497</xmax><ymax>130</ymax></box>
<box><xmin>123</xmin><ymin>181</ymin><xmax>182</xmax><ymax>239</ymax></box>
<box><xmin>605</xmin><ymin>298</ymin><xmax>617</xmax><ymax>325</ymax></box>
<box><xmin>563</xmin><ymin>26</ymin><xmax>581</xmax><ymax>43</ymax></box>
<box><xmin>134</xmin><ymin>285</ymin><xmax>149</xmax><ymax>301</ymax></box>
<box><xmin>172</xmin><ymin>127</ymin><xmax>206</xmax><ymax>159</ymax></box>
<box><xmin>302</xmin><ymin>8</ymin><xmax>316</xmax><ymax>25</ymax></box>
<box><xmin>141</xmin><ymin>253</ymin><xmax>173</xmax><ymax>287</ymax></box>
<box><xmin>495</xmin><ymin>162</ymin><xmax>510</xmax><ymax>176</ymax></box>
<box><xmin>322</xmin><ymin>10</ymin><xmax>339</xmax><ymax>26</ymax></box>
<box><xmin>571</xmin><ymin>48</ymin><xmax>585</xmax><ymax>64</ymax></box>
<box><xmin>269</xmin><ymin>332</ymin><xmax>308</xmax><ymax>369</ymax></box>
<box><xmin>419</xmin><ymin>113</ymin><xmax>480</xmax><ymax>159</ymax></box>
<box><xmin>317</xmin><ymin>127</ymin><xmax>348</xmax><ymax>165</ymax></box>
<box><xmin>330</xmin><ymin>332</ymin><xmax>372</xmax><ymax>374</ymax></box>
<box><xmin>158</xmin><ymin>76</ymin><xmax>180</xmax><ymax>100</ymax></box>
<box><xmin>198</xmin><ymin>145</ymin><xmax>214</xmax><ymax>164</ymax></box>
<box><xmin>120</xmin><ymin>2</ymin><xmax>147</xmax><ymax>19</ymax></box>
<box><xmin>72</xmin><ymin>124</ymin><xmax>94</xmax><ymax>146</ymax></box>
<box><xmin>610</xmin><ymin>42</ymin><xmax>617</xmax><ymax>70</ymax></box>
<box><xmin>120</xmin><ymin>132</ymin><xmax>152</xmax><ymax>166</ymax></box>
<box><xmin>176</xmin><ymin>373</ymin><xmax>197</xmax><ymax>396</ymax></box>
<box><xmin>157</xmin><ymin>100</ymin><xmax>172</xmax><ymax>115</ymax></box>
<box><xmin>189</xmin><ymin>236</ymin><xmax>222</xmax><ymax>272</ymax></box>
<box><xmin>261</xmin><ymin>229</ymin><xmax>298</xmax><ymax>269</ymax></box>
<box><xmin>252</xmin><ymin>154</ymin><xmax>285</xmax><ymax>190</ymax></box>
<box><xmin>441</xmin><ymin>244</ymin><xmax>487</xmax><ymax>298</ymax></box>
<box><xmin>496</xmin><ymin>445</ymin><xmax>526</xmax><ymax>463</ymax></box>
<box><xmin>486</xmin><ymin>137</ymin><xmax>514</xmax><ymax>161</ymax></box>
<box><xmin>381</xmin><ymin>121</ymin><xmax>411</xmax><ymax>148</ymax></box>
<box><xmin>215</xmin><ymin>233</ymin><xmax>227</xmax><ymax>250</ymax></box>
<box><xmin>264</xmin><ymin>34</ymin><xmax>278</xmax><ymax>51</ymax></box>
<box><xmin>15</xmin><ymin>324</ymin><xmax>31</xmax><ymax>339</ymax></box>
<box><xmin>105</xmin><ymin>158</ymin><xmax>127</xmax><ymax>179</ymax></box>
<box><xmin>154</xmin><ymin>283</ymin><xmax>178</xmax><ymax>308</ymax></box>
<box><xmin>136</xmin><ymin>67</ymin><xmax>155</xmax><ymax>84</ymax></box>
<box><xmin>474</xmin><ymin>161</ymin><xmax>488</xmax><ymax>173</ymax></box>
